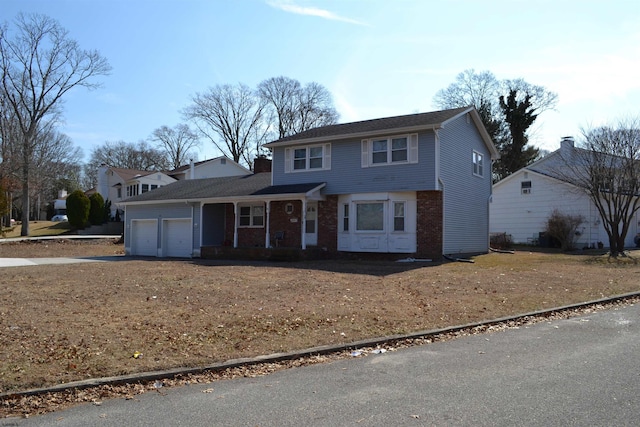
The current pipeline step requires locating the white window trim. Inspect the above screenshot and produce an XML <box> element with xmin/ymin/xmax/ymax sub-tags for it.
<box><xmin>392</xmin><ymin>201</ymin><xmax>406</xmax><ymax>233</ymax></box>
<box><xmin>237</xmin><ymin>204</ymin><xmax>265</xmax><ymax>228</ymax></box>
<box><xmin>361</xmin><ymin>134</ymin><xmax>418</xmax><ymax>168</ymax></box>
<box><xmin>284</xmin><ymin>144</ymin><xmax>331</xmax><ymax>173</ymax></box>
<box><xmin>473</xmin><ymin>151</ymin><xmax>484</xmax><ymax>177</ymax></box>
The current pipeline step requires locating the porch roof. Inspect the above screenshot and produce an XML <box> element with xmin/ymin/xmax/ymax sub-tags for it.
<box><xmin>118</xmin><ymin>173</ymin><xmax>325</xmax><ymax>205</ymax></box>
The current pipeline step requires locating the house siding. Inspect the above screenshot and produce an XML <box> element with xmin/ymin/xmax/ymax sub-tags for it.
<box><xmin>438</xmin><ymin>113</ymin><xmax>492</xmax><ymax>254</ymax></box>
<box><xmin>271</xmin><ymin>131</ymin><xmax>437</xmax><ymax>194</ymax></box>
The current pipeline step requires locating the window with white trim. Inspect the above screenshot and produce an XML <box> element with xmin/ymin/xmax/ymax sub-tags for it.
<box><xmin>238</xmin><ymin>205</ymin><xmax>264</xmax><ymax>227</ymax></box>
<box><xmin>342</xmin><ymin>204</ymin><xmax>349</xmax><ymax>231</ymax></box>
<box><xmin>362</xmin><ymin>134</ymin><xmax>418</xmax><ymax>167</ymax></box>
<box><xmin>126</xmin><ymin>185</ymin><xmax>139</xmax><ymax>197</ymax></box>
<box><xmin>393</xmin><ymin>202</ymin><xmax>405</xmax><ymax>231</ymax></box>
<box><xmin>356</xmin><ymin>202</ymin><xmax>384</xmax><ymax>231</ymax></box>
<box><xmin>285</xmin><ymin>144</ymin><xmax>331</xmax><ymax>172</ymax></box>
<box><xmin>473</xmin><ymin>151</ymin><xmax>484</xmax><ymax>177</ymax></box>
<box><xmin>521</xmin><ymin>181</ymin><xmax>532</xmax><ymax>194</ymax></box>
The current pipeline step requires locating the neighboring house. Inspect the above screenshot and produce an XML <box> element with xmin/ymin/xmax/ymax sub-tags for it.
<box><xmin>97</xmin><ymin>166</ymin><xmax>177</xmax><ymax>219</ymax></box>
<box><xmin>490</xmin><ymin>137</ymin><xmax>640</xmax><ymax>248</ymax></box>
<box><xmin>168</xmin><ymin>156</ymin><xmax>251</xmax><ymax>180</ymax></box>
<box><xmin>119</xmin><ymin>106</ymin><xmax>498</xmax><ymax>259</ymax></box>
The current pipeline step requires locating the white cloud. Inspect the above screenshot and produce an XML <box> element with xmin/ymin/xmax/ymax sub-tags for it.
<box><xmin>266</xmin><ymin>0</ymin><xmax>367</xmax><ymax>26</ymax></box>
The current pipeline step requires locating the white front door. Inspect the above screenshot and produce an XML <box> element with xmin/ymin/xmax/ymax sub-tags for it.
<box><xmin>305</xmin><ymin>202</ymin><xmax>318</xmax><ymax>246</ymax></box>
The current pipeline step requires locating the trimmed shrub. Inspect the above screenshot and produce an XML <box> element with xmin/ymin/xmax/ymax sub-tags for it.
<box><xmin>66</xmin><ymin>190</ymin><xmax>90</xmax><ymax>229</ymax></box>
<box><xmin>89</xmin><ymin>193</ymin><xmax>105</xmax><ymax>225</ymax></box>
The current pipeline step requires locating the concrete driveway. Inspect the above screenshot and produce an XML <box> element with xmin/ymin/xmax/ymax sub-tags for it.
<box><xmin>0</xmin><ymin>255</ymin><xmax>125</xmax><ymax>268</ymax></box>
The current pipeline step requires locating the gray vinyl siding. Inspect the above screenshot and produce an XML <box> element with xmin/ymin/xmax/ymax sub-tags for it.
<box><xmin>125</xmin><ymin>203</ymin><xmax>200</xmax><ymax>252</ymax></box>
<box><xmin>271</xmin><ymin>132</ymin><xmax>437</xmax><ymax>194</ymax></box>
<box><xmin>439</xmin><ymin>114</ymin><xmax>492</xmax><ymax>254</ymax></box>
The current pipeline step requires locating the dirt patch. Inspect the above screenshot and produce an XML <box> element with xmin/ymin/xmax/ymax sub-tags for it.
<box><xmin>1</xmin><ymin>240</ymin><xmax>640</xmax><ymax>417</ymax></box>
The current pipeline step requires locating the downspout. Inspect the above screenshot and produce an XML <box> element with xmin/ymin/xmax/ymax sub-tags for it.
<box><xmin>265</xmin><ymin>201</ymin><xmax>271</xmax><ymax>248</ymax></box>
<box><xmin>438</xmin><ymin>177</ymin><xmax>445</xmax><ymax>254</ymax></box>
<box><xmin>233</xmin><ymin>202</ymin><xmax>239</xmax><ymax>248</ymax></box>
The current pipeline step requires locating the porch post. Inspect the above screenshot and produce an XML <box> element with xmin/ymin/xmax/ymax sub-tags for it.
<box><xmin>301</xmin><ymin>198</ymin><xmax>307</xmax><ymax>250</ymax></box>
<box><xmin>233</xmin><ymin>202</ymin><xmax>238</xmax><ymax>248</ymax></box>
<box><xmin>265</xmin><ymin>200</ymin><xmax>271</xmax><ymax>248</ymax></box>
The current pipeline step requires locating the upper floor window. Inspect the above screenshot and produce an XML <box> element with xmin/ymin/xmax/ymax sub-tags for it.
<box><xmin>521</xmin><ymin>181</ymin><xmax>532</xmax><ymax>194</ymax></box>
<box><xmin>285</xmin><ymin>144</ymin><xmax>331</xmax><ymax>173</ymax></box>
<box><xmin>238</xmin><ymin>204</ymin><xmax>264</xmax><ymax>227</ymax></box>
<box><xmin>362</xmin><ymin>134</ymin><xmax>418</xmax><ymax>167</ymax></box>
<box><xmin>473</xmin><ymin>151</ymin><xmax>484</xmax><ymax>177</ymax></box>
<box><xmin>126</xmin><ymin>184</ymin><xmax>139</xmax><ymax>197</ymax></box>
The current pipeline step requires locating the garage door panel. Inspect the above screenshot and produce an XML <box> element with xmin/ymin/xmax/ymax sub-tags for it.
<box><xmin>163</xmin><ymin>219</ymin><xmax>192</xmax><ymax>258</ymax></box>
<box><xmin>132</xmin><ymin>220</ymin><xmax>158</xmax><ymax>256</ymax></box>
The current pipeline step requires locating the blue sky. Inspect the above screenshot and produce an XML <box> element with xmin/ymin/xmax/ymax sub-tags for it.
<box><xmin>4</xmin><ymin>0</ymin><xmax>640</xmax><ymax>162</ymax></box>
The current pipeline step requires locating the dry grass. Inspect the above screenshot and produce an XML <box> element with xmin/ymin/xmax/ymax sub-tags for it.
<box><xmin>2</xmin><ymin>221</ymin><xmax>71</xmax><ymax>238</ymax></box>
<box><xmin>1</xmin><ymin>240</ymin><xmax>640</xmax><ymax>404</ymax></box>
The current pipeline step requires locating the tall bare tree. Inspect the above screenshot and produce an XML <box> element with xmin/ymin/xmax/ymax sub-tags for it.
<box><xmin>183</xmin><ymin>83</ymin><xmax>269</xmax><ymax>167</ymax></box>
<box><xmin>84</xmin><ymin>140</ymin><xmax>170</xmax><ymax>189</ymax></box>
<box><xmin>150</xmin><ymin>124</ymin><xmax>200</xmax><ymax>169</ymax></box>
<box><xmin>556</xmin><ymin>119</ymin><xmax>640</xmax><ymax>257</ymax></box>
<box><xmin>258</xmin><ymin>76</ymin><xmax>339</xmax><ymax>139</ymax></box>
<box><xmin>433</xmin><ymin>69</ymin><xmax>557</xmax><ymax>181</ymax></box>
<box><xmin>0</xmin><ymin>13</ymin><xmax>111</xmax><ymax>235</ymax></box>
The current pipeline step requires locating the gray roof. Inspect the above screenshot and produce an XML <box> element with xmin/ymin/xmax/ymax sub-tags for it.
<box><xmin>120</xmin><ymin>173</ymin><xmax>324</xmax><ymax>204</ymax></box>
<box><xmin>265</xmin><ymin>106</ymin><xmax>472</xmax><ymax>146</ymax></box>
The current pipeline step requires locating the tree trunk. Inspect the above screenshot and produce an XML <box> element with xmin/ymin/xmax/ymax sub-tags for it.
<box><xmin>20</xmin><ymin>135</ymin><xmax>30</xmax><ymax>236</ymax></box>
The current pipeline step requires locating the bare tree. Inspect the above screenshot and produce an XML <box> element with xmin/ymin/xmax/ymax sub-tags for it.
<box><xmin>258</xmin><ymin>76</ymin><xmax>339</xmax><ymax>139</ymax></box>
<box><xmin>433</xmin><ymin>69</ymin><xmax>557</xmax><ymax>181</ymax></box>
<box><xmin>0</xmin><ymin>13</ymin><xmax>111</xmax><ymax>235</ymax></box>
<box><xmin>557</xmin><ymin>118</ymin><xmax>640</xmax><ymax>257</ymax></box>
<box><xmin>150</xmin><ymin>124</ymin><xmax>200</xmax><ymax>169</ymax></box>
<box><xmin>183</xmin><ymin>83</ymin><xmax>269</xmax><ymax>167</ymax></box>
<box><xmin>84</xmin><ymin>140</ymin><xmax>170</xmax><ymax>188</ymax></box>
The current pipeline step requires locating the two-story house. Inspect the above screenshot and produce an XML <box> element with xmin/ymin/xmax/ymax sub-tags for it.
<box><xmin>119</xmin><ymin>106</ymin><xmax>498</xmax><ymax>259</ymax></box>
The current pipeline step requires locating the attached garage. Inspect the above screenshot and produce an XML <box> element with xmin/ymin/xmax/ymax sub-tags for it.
<box><xmin>162</xmin><ymin>218</ymin><xmax>192</xmax><ymax>257</ymax></box>
<box><xmin>131</xmin><ymin>219</ymin><xmax>158</xmax><ymax>256</ymax></box>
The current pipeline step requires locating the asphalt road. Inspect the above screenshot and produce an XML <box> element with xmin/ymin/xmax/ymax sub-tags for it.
<box><xmin>6</xmin><ymin>303</ymin><xmax>640</xmax><ymax>427</ymax></box>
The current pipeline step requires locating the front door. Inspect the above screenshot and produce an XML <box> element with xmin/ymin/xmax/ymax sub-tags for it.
<box><xmin>305</xmin><ymin>202</ymin><xmax>318</xmax><ymax>246</ymax></box>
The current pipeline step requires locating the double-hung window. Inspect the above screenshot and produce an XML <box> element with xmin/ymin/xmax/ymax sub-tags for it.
<box><xmin>473</xmin><ymin>151</ymin><xmax>484</xmax><ymax>177</ymax></box>
<box><xmin>393</xmin><ymin>202</ymin><xmax>405</xmax><ymax>231</ymax></box>
<box><xmin>238</xmin><ymin>205</ymin><xmax>264</xmax><ymax>227</ymax></box>
<box><xmin>286</xmin><ymin>144</ymin><xmax>331</xmax><ymax>172</ymax></box>
<box><xmin>362</xmin><ymin>134</ymin><xmax>418</xmax><ymax>167</ymax></box>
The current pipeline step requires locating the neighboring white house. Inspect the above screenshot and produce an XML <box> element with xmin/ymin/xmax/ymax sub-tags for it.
<box><xmin>98</xmin><ymin>157</ymin><xmax>252</xmax><ymax>219</ymax></box>
<box><xmin>490</xmin><ymin>137</ymin><xmax>640</xmax><ymax>249</ymax></box>
<box><xmin>168</xmin><ymin>156</ymin><xmax>251</xmax><ymax>180</ymax></box>
<box><xmin>97</xmin><ymin>166</ymin><xmax>177</xmax><ymax>219</ymax></box>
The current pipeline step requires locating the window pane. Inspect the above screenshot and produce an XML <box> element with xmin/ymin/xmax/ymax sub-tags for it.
<box><xmin>356</xmin><ymin>203</ymin><xmax>384</xmax><ymax>231</ymax></box>
<box><xmin>294</xmin><ymin>148</ymin><xmax>306</xmax><ymax>170</ymax></box>
<box><xmin>141</xmin><ymin>184</ymin><xmax>149</xmax><ymax>193</ymax></box>
<box><xmin>372</xmin><ymin>139</ymin><xmax>387</xmax><ymax>152</ymax></box>
<box><xmin>372</xmin><ymin>152</ymin><xmax>387</xmax><ymax>164</ymax></box>
<box><xmin>391</xmin><ymin>149</ymin><xmax>407</xmax><ymax>162</ymax></box>
<box><xmin>343</xmin><ymin>204</ymin><xmax>349</xmax><ymax>231</ymax></box>
<box><xmin>240</xmin><ymin>206</ymin><xmax>251</xmax><ymax>216</ymax></box>
<box><xmin>309</xmin><ymin>158</ymin><xmax>323</xmax><ymax>169</ymax></box>
<box><xmin>309</xmin><ymin>146</ymin><xmax>323</xmax><ymax>157</ymax></box>
<box><xmin>394</xmin><ymin>202</ymin><xmax>404</xmax><ymax>217</ymax></box>
<box><xmin>391</xmin><ymin>138</ymin><xmax>407</xmax><ymax>150</ymax></box>
<box><xmin>394</xmin><ymin>217</ymin><xmax>405</xmax><ymax>232</ymax></box>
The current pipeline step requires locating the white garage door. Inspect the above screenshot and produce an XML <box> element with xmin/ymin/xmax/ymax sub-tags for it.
<box><xmin>132</xmin><ymin>219</ymin><xmax>158</xmax><ymax>256</ymax></box>
<box><xmin>163</xmin><ymin>219</ymin><xmax>192</xmax><ymax>258</ymax></box>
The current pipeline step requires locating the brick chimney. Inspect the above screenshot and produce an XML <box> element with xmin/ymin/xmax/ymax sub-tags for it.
<box><xmin>253</xmin><ymin>155</ymin><xmax>272</xmax><ymax>173</ymax></box>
